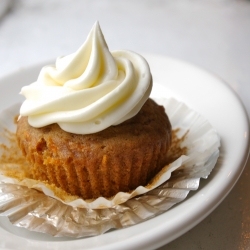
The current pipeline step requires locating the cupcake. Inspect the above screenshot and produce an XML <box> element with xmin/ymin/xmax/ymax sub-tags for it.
<box><xmin>16</xmin><ymin>22</ymin><xmax>172</xmax><ymax>199</ymax></box>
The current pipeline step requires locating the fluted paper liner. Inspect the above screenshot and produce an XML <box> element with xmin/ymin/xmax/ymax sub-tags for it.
<box><xmin>0</xmin><ymin>98</ymin><xmax>220</xmax><ymax>237</ymax></box>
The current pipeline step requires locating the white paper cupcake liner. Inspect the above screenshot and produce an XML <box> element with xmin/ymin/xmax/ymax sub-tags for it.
<box><xmin>0</xmin><ymin>97</ymin><xmax>220</xmax><ymax>237</ymax></box>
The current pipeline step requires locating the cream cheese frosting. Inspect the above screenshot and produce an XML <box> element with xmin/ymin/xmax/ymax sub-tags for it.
<box><xmin>20</xmin><ymin>22</ymin><xmax>152</xmax><ymax>134</ymax></box>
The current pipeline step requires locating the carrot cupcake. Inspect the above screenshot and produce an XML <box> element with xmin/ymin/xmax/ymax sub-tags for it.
<box><xmin>16</xmin><ymin>22</ymin><xmax>172</xmax><ymax>199</ymax></box>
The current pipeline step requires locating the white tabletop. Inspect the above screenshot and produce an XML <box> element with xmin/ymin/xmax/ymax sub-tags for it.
<box><xmin>0</xmin><ymin>0</ymin><xmax>250</xmax><ymax>249</ymax></box>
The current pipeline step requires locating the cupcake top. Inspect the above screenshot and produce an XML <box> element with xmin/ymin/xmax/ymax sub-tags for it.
<box><xmin>20</xmin><ymin>22</ymin><xmax>152</xmax><ymax>134</ymax></box>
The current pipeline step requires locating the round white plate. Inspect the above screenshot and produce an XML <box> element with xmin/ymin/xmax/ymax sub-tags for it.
<box><xmin>0</xmin><ymin>54</ymin><xmax>249</xmax><ymax>250</ymax></box>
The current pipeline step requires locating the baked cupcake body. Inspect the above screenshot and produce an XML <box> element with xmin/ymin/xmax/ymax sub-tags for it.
<box><xmin>17</xmin><ymin>99</ymin><xmax>172</xmax><ymax>199</ymax></box>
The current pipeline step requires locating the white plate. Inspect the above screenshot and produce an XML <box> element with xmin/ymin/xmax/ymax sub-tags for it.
<box><xmin>0</xmin><ymin>54</ymin><xmax>249</xmax><ymax>250</ymax></box>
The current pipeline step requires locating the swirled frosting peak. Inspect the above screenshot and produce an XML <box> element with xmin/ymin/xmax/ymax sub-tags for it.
<box><xmin>20</xmin><ymin>22</ymin><xmax>152</xmax><ymax>134</ymax></box>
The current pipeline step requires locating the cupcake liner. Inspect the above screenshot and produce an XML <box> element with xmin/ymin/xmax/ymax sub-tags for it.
<box><xmin>0</xmin><ymin>97</ymin><xmax>220</xmax><ymax>237</ymax></box>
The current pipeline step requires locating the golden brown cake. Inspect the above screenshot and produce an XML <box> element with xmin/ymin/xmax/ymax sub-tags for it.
<box><xmin>16</xmin><ymin>98</ymin><xmax>172</xmax><ymax>199</ymax></box>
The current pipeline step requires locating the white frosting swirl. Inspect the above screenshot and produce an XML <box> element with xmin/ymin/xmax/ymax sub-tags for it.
<box><xmin>20</xmin><ymin>22</ymin><xmax>152</xmax><ymax>134</ymax></box>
